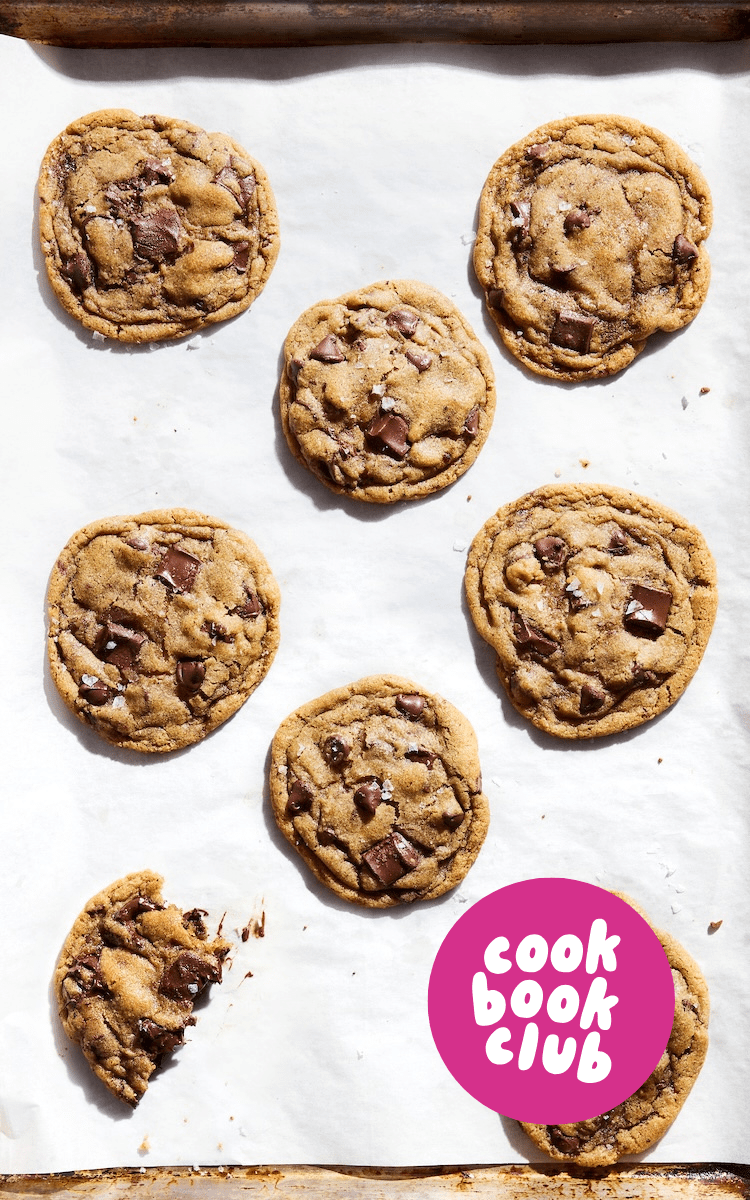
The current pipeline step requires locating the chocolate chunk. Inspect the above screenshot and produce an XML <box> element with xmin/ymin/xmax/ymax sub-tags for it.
<box><xmin>287</xmin><ymin>779</ymin><xmax>313</xmax><ymax>814</ymax></box>
<box><xmin>65</xmin><ymin>954</ymin><xmax>108</xmax><ymax>1002</ymax></box>
<box><xmin>310</xmin><ymin>334</ymin><xmax>345</xmax><ymax>363</ymax></box>
<box><xmin>365</xmin><ymin>412</ymin><xmax>410</xmax><ymax>458</ymax></box>
<box><xmin>362</xmin><ymin>831</ymin><xmax>420</xmax><ymax>885</ymax></box>
<box><xmin>324</xmin><ymin>736</ymin><xmax>351</xmax><ymax>766</ymax></box>
<box><xmin>159</xmin><ymin>951</ymin><xmax>222</xmax><ymax>1001</ymax></box>
<box><xmin>608</xmin><ymin>528</ymin><xmax>629</xmax><ymax>555</ymax></box>
<box><xmin>534</xmin><ymin>535</ymin><xmax>568</xmax><ymax>571</ymax></box>
<box><xmin>214</xmin><ymin>165</ymin><xmax>240</xmax><ymax>193</ymax></box>
<box><xmin>565</xmin><ymin>578</ymin><xmax>590</xmax><ymax>613</ymax></box>
<box><xmin>632</xmin><ymin>665</ymin><xmax>660</xmax><ymax>688</ymax></box>
<box><xmin>176</xmin><ymin>660</ymin><xmax>206</xmax><ymax>695</ymax></box>
<box><xmin>580</xmin><ymin>683</ymin><xmax>607</xmax><ymax>714</ymax></box>
<box><xmin>464</xmin><ymin>407</ymin><xmax>480</xmax><ymax>438</ymax></box>
<box><xmin>564</xmin><ymin>207</ymin><xmax>592</xmax><ymax>233</ymax></box>
<box><xmin>510</xmin><ymin>199</ymin><xmax>531</xmax><ymax>236</ymax></box>
<box><xmin>548</xmin><ymin>1127</ymin><xmax>582</xmax><ymax>1154</ymax></box>
<box><xmin>97</xmin><ymin>621</ymin><xmax>146</xmax><ymax>670</ymax></box>
<box><xmin>624</xmin><ymin>584</ymin><xmax>672</xmax><ymax>637</ymax></box>
<box><xmin>232</xmin><ymin>588</ymin><xmax>262</xmax><ymax>618</ymax></box>
<box><xmin>130</xmin><ymin>208</ymin><xmax>183</xmax><ymax>261</ymax></box>
<box><xmin>115</xmin><ymin>894</ymin><xmax>162</xmax><ymax>924</ymax></box>
<box><xmin>202</xmin><ymin>620</ymin><xmax>232</xmax><ymax>643</ymax></box>
<box><xmin>78</xmin><ymin>679</ymin><xmax>112</xmax><ymax>706</ymax></box>
<box><xmin>405</xmin><ymin>348</ymin><xmax>432</xmax><ymax>372</ymax></box>
<box><xmin>182</xmin><ymin>908</ymin><xmax>208</xmax><ymax>938</ymax></box>
<box><xmin>137</xmin><ymin>1017</ymin><xmax>184</xmax><ymax>1057</ymax></box>
<box><xmin>104</xmin><ymin>182</ymin><xmax>140</xmax><ymax>218</ymax></box>
<box><xmin>62</xmin><ymin>252</ymin><xmax>94</xmax><ymax>292</ymax></box>
<box><xmin>405</xmin><ymin>748</ymin><xmax>435</xmax><ymax>768</ymax></box>
<box><xmin>526</xmin><ymin>142</ymin><xmax>550</xmax><ymax>161</ymax></box>
<box><xmin>156</xmin><ymin>546</ymin><xmax>201</xmax><ymax>593</ymax></box>
<box><xmin>512</xmin><ymin>613</ymin><xmax>557</xmax><ymax>657</ymax></box>
<box><xmin>551</xmin><ymin>310</ymin><xmax>596</xmax><ymax>354</ymax></box>
<box><xmin>673</xmin><ymin>234</ymin><xmax>698</xmax><ymax>263</ymax></box>
<box><xmin>354</xmin><ymin>781</ymin><xmax>382</xmax><ymax>814</ymax></box>
<box><xmin>396</xmin><ymin>693</ymin><xmax>425</xmax><ymax>719</ymax></box>
<box><xmin>140</xmin><ymin>158</ymin><xmax>175</xmax><ymax>186</ymax></box>
<box><xmin>443</xmin><ymin>803</ymin><xmax>465</xmax><ymax>831</ymax></box>
<box><xmin>386</xmin><ymin>309</ymin><xmax>419</xmax><ymax>337</ymax></box>
<box><xmin>232</xmin><ymin>242</ymin><xmax>250</xmax><ymax>270</ymax></box>
<box><xmin>238</xmin><ymin>174</ymin><xmax>257</xmax><ymax>209</ymax></box>
<box><xmin>487</xmin><ymin>288</ymin><xmax>504</xmax><ymax>311</ymax></box>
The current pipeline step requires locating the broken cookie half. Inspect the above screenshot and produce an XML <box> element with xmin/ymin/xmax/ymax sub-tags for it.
<box><xmin>55</xmin><ymin>870</ymin><xmax>230</xmax><ymax>1106</ymax></box>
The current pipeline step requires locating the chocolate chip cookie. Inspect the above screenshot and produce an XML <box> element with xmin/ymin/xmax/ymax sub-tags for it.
<box><xmin>269</xmin><ymin>676</ymin><xmax>489</xmax><ymax>906</ymax></box>
<box><xmin>279</xmin><ymin>280</ymin><xmax>495</xmax><ymax>502</ymax></box>
<box><xmin>47</xmin><ymin>508</ymin><xmax>280</xmax><ymax>752</ymax></box>
<box><xmin>473</xmin><ymin>115</ymin><xmax>712</xmax><ymax>380</ymax></box>
<box><xmin>520</xmin><ymin>898</ymin><xmax>709</xmax><ymax>1165</ymax></box>
<box><xmin>39</xmin><ymin>108</ymin><xmax>279</xmax><ymax>341</ymax></box>
<box><xmin>465</xmin><ymin>484</ymin><xmax>717</xmax><ymax>738</ymax></box>
<box><xmin>55</xmin><ymin>871</ymin><xmax>230</xmax><ymax>1107</ymax></box>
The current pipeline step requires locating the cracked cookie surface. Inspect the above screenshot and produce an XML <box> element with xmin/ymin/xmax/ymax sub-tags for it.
<box><xmin>55</xmin><ymin>870</ymin><xmax>230</xmax><ymax>1107</ymax></box>
<box><xmin>39</xmin><ymin>108</ymin><xmax>279</xmax><ymax>341</ymax></box>
<box><xmin>465</xmin><ymin>484</ymin><xmax>717</xmax><ymax>738</ymax></box>
<box><xmin>269</xmin><ymin>675</ymin><xmax>489</xmax><ymax>906</ymax></box>
<box><xmin>520</xmin><ymin>898</ymin><xmax>709</xmax><ymax>1166</ymax></box>
<box><xmin>473</xmin><ymin>114</ymin><xmax>712</xmax><ymax>380</ymax></box>
<box><xmin>279</xmin><ymin>280</ymin><xmax>495</xmax><ymax>503</ymax></box>
<box><xmin>47</xmin><ymin>508</ymin><xmax>280</xmax><ymax>753</ymax></box>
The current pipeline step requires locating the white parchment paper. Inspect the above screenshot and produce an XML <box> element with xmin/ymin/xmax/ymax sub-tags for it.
<box><xmin>1</xmin><ymin>32</ymin><xmax>749</xmax><ymax>1172</ymax></box>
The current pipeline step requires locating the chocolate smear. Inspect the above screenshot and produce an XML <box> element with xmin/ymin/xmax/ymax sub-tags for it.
<box><xmin>526</xmin><ymin>142</ymin><xmax>550</xmax><ymax>161</ymax></box>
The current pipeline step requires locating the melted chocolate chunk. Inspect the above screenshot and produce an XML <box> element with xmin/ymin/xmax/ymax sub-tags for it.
<box><xmin>464</xmin><ymin>407</ymin><xmax>480</xmax><ymax>438</ymax></box>
<box><xmin>232</xmin><ymin>242</ymin><xmax>250</xmax><ymax>270</ymax></box>
<box><xmin>202</xmin><ymin>620</ymin><xmax>232</xmax><ymax>643</ymax></box>
<box><xmin>624</xmin><ymin>584</ymin><xmax>672</xmax><ymax>637</ymax></box>
<box><xmin>115</xmin><ymin>895</ymin><xmax>162</xmax><ymax>924</ymax></box>
<box><xmin>324</xmin><ymin>736</ymin><xmax>351</xmax><ymax>766</ymax></box>
<box><xmin>405</xmin><ymin>748</ymin><xmax>436</xmax><ymax>768</ymax></box>
<box><xmin>137</xmin><ymin>1017</ymin><xmax>184</xmax><ymax>1058</ymax></box>
<box><xmin>608</xmin><ymin>528</ymin><xmax>629</xmax><ymax>555</ymax></box>
<box><xmin>534</xmin><ymin>535</ymin><xmax>569</xmax><ymax>571</ymax></box>
<box><xmin>65</xmin><ymin>954</ymin><xmax>108</xmax><ymax>1002</ymax></box>
<box><xmin>443</xmin><ymin>804</ymin><xmax>465</xmax><ymax>831</ymax></box>
<box><xmin>405</xmin><ymin>348</ymin><xmax>432</xmax><ymax>372</ymax></box>
<box><xmin>526</xmin><ymin>142</ymin><xmax>550</xmax><ymax>161</ymax></box>
<box><xmin>548</xmin><ymin>1127</ymin><xmax>582</xmax><ymax>1154</ymax></box>
<box><xmin>130</xmin><ymin>208</ymin><xmax>184</xmax><ymax>261</ymax></box>
<box><xmin>551</xmin><ymin>310</ymin><xmax>596</xmax><ymax>354</ymax></box>
<box><xmin>362</xmin><ymin>831</ymin><xmax>421</xmax><ymax>885</ymax></box>
<box><xmin>62</xmin><ymin>252</ymin><xmax>94</xmax><ymax>292</ymax></box>
<box><xmin>395</xmin><ymin>693</ymin><xmax>425</xmax><ymax>719</ymax></box>
<box><xmin>580</xmin><ymin>683</ymin><xmax>607</xmax><ymax>714</ymax></box>
<box><xmin>96</xmin><ymin>621</ymin><xmax>147</xmax><ymax>670</ymax></box>
<box><xmin>386</xmin><ymin>309</ymin><xmax>419</xmax><ymax>337</ymax></box>
<box><xmin>182</xmin><ymin>908</ymin><xmax>208</xmax><ymax>938</ymax></box>
<box><xmin>159</xmin><ymin>951</ymin><xmax>222</xmax><ymax>1002</ymax></box>
<box><xmin>673</xmin><ymin>234</ymin><xmax>698</xmax><ymax>263</ymax></box>
<box><xmin>487</xmin><ymin>288</ymin><xmax>504</xmax><ymax>311</ymax></box>
<box><xmin>354</xmin><ymin>781</ymin><xmax>382</xmax><ymax>814</ymax></box>
<box><xmin>365</xmin><ymin>412</ymin><xmax>410</xmax><ymax>458</ymax></box>
<box><xmin>287</xmin><ymin>779</ymin><xmax>313</xmax><ymax>814</ymax></box>
<box><xmin>140</xmin><ymin>158</ymin><xmax>176</xmax><ymax>186</ymax></box>
<box><xmin>78</xmin><ymin>679</ymin><xmax>112</xmax><ymax>706</ymax></box>
<box><xmin>232</xmin><ymin>588</ymin><xmax>262</xmax><ymax>618</ymax></box>
<box><xmin>310</xmin><ymin>334</ymin><xmax>345</xmax><ymax>363</ymax></box>
<box><xmin>510</xmin><ymin>199</ymin><xmax>531</xmax><ymax>237</ymax></box>
<box><xmin>238</xmin><ymin>174</ymin><xmax>257</xmax><ymax>209</ymax></box>
<box><xmin>512</xmin><ymin>613</ymin><xmax>558</xmax><ymax>657</ymax></box>
<box><xmin>176</xmin><ymin>660</ymin><xmax>206</xmax><ymax>695</ymax></box>
<box><xmin>564</xmin><ymin>207</ymin><xmax>592</xmax><ymax>233</ymax></box>
<box><xmin>632</xmin><ymin>664</ymin><xmax>661</xmax><ymax>688</ymax></box>
<box><xmin>156</xmin><ymin>546</ymin><xmax>201</xmax><ymax>593</ymax></box>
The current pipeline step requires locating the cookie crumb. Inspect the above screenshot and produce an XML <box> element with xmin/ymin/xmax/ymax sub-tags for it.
<box><xmin>699</xmin><ymin>386</ymin><xmax>710</xmax><ymax>394</ymax></box>
<box><xmin>708</xmin><ymin>919</ymin><xmax>723</xmax><ymax>933</ymax></box>
<box><xmin>138</xmin><ymin>1136</ymin><xmax>150</xmax><ymax>1154</ymax></box>
<box><xmin>579</xmin><ymin>458</ymin><xmax>590</xmax><ymax>468</ymax></box>
<box><xmin>658</xmin><ymin>757</ymin><xmax>663</xmax><ymax>764</ymax></box>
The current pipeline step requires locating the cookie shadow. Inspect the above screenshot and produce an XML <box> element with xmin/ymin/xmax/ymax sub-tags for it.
<box><xmin>48</xmin><ymin>972</ymin><xmax>135</xmax><ymax>1120</ymax></box>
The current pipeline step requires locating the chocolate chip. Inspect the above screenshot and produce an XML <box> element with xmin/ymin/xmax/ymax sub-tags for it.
<box><xmin>354</xmin><ymin>781</ymin><xmax>382</xmax><ymax>814</ymax></box>
<box><xmin>115</xmin><ymin>894</ymin><xmax>162</xmax><ymax>923</ymax></box>
<box><xmin>232</xmin><ymin>242</ymin><xmax>250</xmax><ymax>270</ymax></box>
<box><xmin>140</xmin><ymin>158</ymin><xmax>175</xmax><ymax>186</ymax></box>
<box><xmin>310</xmin><ymin>334</ymin><xmax>345</xmax><ymax>363</ymax></box>
<box><xmin>534</xmin><ymin>536</ymin><xmax>568</xmax><ymax>571</ymax></box>
<box><xmin>395</xmin><ymin>693</ymin><xmax>425</xmax><ymax>719</ymax></box>
<box><xmin>386</xmin><ymin>309</ymin><xmax>419</xmax><ymax>337</ymax></box>
<box><xmin>624</xmin><ymin>585</ymin><xmax>672</xmax><ymax>637</ymax></box>
<box><xmin>324</xmin><ymin>736</ymin><xmax>351</xmax><ymax>766</ymax></box>
<box><xmin>548</xmin><ymin>1127</ymin><xmax>582</xmax><ymax>1154</ymax></box>
<box><xmin>176</xmin><ymin>660</ymin><xmax>206</xmax><ymax>695</ymax></box>
<box><xmin>405</xmin><ymin>748</ymin><xmax>435</xmax><ymax>768</ymax></box>
<box><xmin>608</xmin><ymin>529</ymin><xmax>629</xmax><ymax>555</ymax></box>
<box><xmin>233</xmin><ymin>588</ymin><xmax>262</xmax><ymax>618</ymax></box>
<box><xmin>512</xmin><ymin>613</ymin><xmax>558</xmax><ymax>657</ymax></box>
<box><xmin>362</xmin><ymin>832</ymin><xmax>420</xmax><ymax>885</ymax></box>
<box><xmin>96</xmin><ymin>621</ymin><xmax>146</xmax><ymax>670</ymax></box>
<box><xmin>464</xmin><ymin>407</ymin><xmax>480</xmax><ymax>438</ymax></box>
<box><xmin>78</xmin><ymin>679</ymin><xmax>112</xmax><ymax>706</ymax></box>
<box><xmin>159</xmin><ymin>951</ymin><xmax>222</xmax><ymax>1001</ymax></box>
<box><xmin>673</xmin><ymin>234</ymin><xmax>698</xmax><ymax>263</ymax></box>
<box><xmin>580</xmin><ymin>683</ymin><xmax>607</xmax><ymax>714</ymax></box>
<box><xmin>365</xmin><ymin>412</ymin><xmax>410</xmax><ymax>458</ymax></box>
<box><xmin>487</xmin><ymin>288</ymin><xmax>504</xmax><ymax>311</ymax></box>
<box><xmin>287</xmin><ymin>779</ymin><xmax>313</xmax><ymax>815</ymax></box>
<box><xmin>564</xmin><ymin>208</ymin><xmax>592</xmax><ymax>233</ymax></box>
<box><xmin>443</xmin><ymin>803</ymin><xmax>465</xmax><ymax>831</ymax></box>
<box><xmin>156</xmin><ymin>546</ymin><xmax>201</xmax><ymax>593</ymax></box>
<box><xmin>526</xmin><ymin>142</ymin><xmax>550</xmax><ymax>161</ymax></box>
<box><xmin>130</xmin><ymin>208</ymin><xmax>183</xmax><ymax>261</ymax></box>
<box><xmin>632</xmin><ymin>665</ymin><xmax>660</xmax><ymax>688</ymax></box>
<box><xmin>62</xmin><ymin>252</ymin><xmax>94</xmax><ymax>292</ymax></box>
<box><xmin>551</xmin><ymin>310</ymin><xmax>596</xmax><ymax>354</ymax></box>
<box><xmin>510</xmin><ymin>199</ymin><xmax>530</xmax><ymax>236</ymax></box>
<box><xmin>137</xmin><ymin>1017</ymin><xmax>184</xmax><ymax>1057</ymax></box>
<box><xmin>405</xmin><ymin>348</ymin><xmax>432</xmax><ymax>372</ymax></box>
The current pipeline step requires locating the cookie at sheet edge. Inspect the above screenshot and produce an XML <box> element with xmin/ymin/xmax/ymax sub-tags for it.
<box><xmin>47</xmin><ymin>508</ymin><xmax>280</xmax><ymax>753</ymax></box>
<box><xmin>38</xmin><ymin>108</ymin><xmax>279</xmax><ymax>341</ymax></box>
<box><xmin>269</xmin><ymin>676</ymin><xmax>489</xmax><ymax>907</ymax></box>
<box><xmin>464</xmin><ymin>483</ymin><xmax>717</xmax><ymax>738</ymax></box>
<box><xmin>520</xmin><ymin>894</ymin><xmax>709</xmax><ymax>1166</ymax></box>
<box><xmin>279</xmin><ymin>280</ymin><xmax>496</xmax><ymax>503</ymax></box>
<box><xmin>55</xmin><ymin>870</ymin><xmax>231</xmax><ymax>1107</ymax></box>
<box><xmin>473</xmin><ymin>114</ymin><xmax>712</xmax><ymax>381</ymax></box>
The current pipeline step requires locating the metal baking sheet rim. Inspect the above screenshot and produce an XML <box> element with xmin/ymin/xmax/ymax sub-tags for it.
<box><xmin>0</xmin><ymin>1165</ymin><xmax>749</xmax><ymax>1198</ymax></box>
<box><xmin>2</xmin><ymin>0</ymin><xmax>750</xmax><ymax>47</ymax></box>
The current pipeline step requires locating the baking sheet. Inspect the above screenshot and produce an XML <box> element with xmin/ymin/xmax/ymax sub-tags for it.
<box><xmin>1</xmin><ymin>33</ymin><xmax>749</xmax><ymax>1174</ymax></box>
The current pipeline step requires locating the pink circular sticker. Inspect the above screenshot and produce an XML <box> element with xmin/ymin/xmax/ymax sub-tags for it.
<box><xmin>428</xmin><ymin>879</ymin><xmax>675</xmax><ymax>1124</ymax></box>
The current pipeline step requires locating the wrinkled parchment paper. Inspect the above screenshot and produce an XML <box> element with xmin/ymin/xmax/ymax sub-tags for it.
<box><xmin>1</xmin><ymin>32</ymin><xmax>749</xmax><ymax>1173</ymax></box>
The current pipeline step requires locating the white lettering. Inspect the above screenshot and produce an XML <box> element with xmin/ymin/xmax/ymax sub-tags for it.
<box><xmin>518</xmin><ymin>1022</ymin><xmax>539</xmax><ymax>1071</ymax></box>
<box><xmin>579</xmin><ymin>976</ymin><xmax>619</xmax><ymax>1031</ymax></box>
<box><xmin>546</xmin><ymin>983</ymin><xmax>580</xmax><ymax>1024</ymax></box>
<box><xmin>485</xmin><ymin>1026</ymin><xmax>513</xmax><ymax>1065</ymax></box>
<box><xmin>576</xmin><ymin>1031</ymin><xmax>612</xmax><ymax>1082</ymax></box>
<box><xmin>541</xmin><ymin>1034</ymin><xmax>577</xmax><ymax>1075</ymax></box>
<box><xmin>484</xmin><ymin>936</ymin><xmax>512</xmax><ymax>974</ymax></box>
<box><xmin>510</xmin><ymin>979</ymin><xmax>544</xmax><ymax>1019</ymax></box>
<box><xmin>516</xmin><ymin>934</ymin><xmax>548</xmax><ymax>973</ymax></box>
<box><xmin>550</xmin><ymin>933</ymin><xmax>584</xmax><ymax>973</ymax></box>
<box><xmin>472</xmin><ymin>972</ymin><xmax>506</xmax><ymax>1027</ymax></box>
<box><xmin>585</xmin><ymin>918</ymin><xmax>620</xmax><ymax>973</ymax></box>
